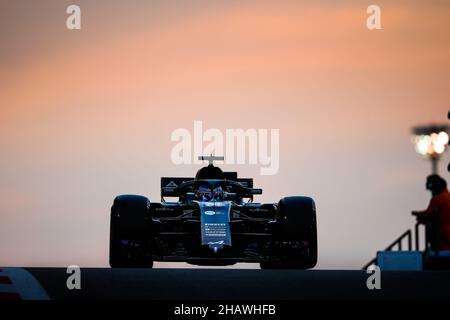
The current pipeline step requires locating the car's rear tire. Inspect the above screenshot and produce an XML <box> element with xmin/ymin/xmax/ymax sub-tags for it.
<box><xmin>109</xmin><ymin>195</ymin><xmax>154</xmax><ymax>268</ymax></box>
<box><xmin>261</xmin><ymin>196</ymin><xmax>317</xmax><ymax>269</ymax></box>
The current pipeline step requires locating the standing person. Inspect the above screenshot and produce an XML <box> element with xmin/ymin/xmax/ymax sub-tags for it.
<box><xmin>412</xmin><ymin>175</ymin><xmax>450</xmax><ymax>250</ymax></box>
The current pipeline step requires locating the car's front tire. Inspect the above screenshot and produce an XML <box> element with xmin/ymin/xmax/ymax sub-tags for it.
<box><xmin>109</xmin><ymin>195</ymin><xmax>154</xmax><ymax>268</ymax></box>
<box><xmin>261</xmin><ymin>196</ymin><xmax>317</xmax><ymax>269</ymax></box>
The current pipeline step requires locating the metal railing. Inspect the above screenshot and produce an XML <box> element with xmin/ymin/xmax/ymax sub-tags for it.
<box><xmin>362</xmin><ymin>229</ymin><xmax>412</xmax><ymax>270</ymax></box>
<box><xmin>415</xmin><ymin>218</ymin><xmax>437</xmax><ymax>252</ymax></box>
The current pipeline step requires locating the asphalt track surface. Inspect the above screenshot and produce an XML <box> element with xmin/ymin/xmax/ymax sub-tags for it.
<box><xmin>19</xmin><ymin>268</ymin><xmax>450</xmax><ymax>300</ymax></box>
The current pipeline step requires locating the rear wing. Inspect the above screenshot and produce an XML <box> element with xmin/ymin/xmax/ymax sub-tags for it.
<box><xmin>161</xmin><ymin>173</ymin><xmax>257</xmax><ymax>198</ymax></box>
<box><xmin>161</xmin><ymin>177</ymin><xmax>193</xmax><ymax>197</ymax></box>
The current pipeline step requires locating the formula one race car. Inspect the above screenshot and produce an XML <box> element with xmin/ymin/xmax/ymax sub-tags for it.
<box><xmin>109</xmin><ymin>156</ymin><xmax>317</xmax><ymax>269</ymax></box>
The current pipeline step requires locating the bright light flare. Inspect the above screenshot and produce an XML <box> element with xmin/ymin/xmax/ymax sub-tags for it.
<box><xmin>437</xmin><ymin>131</ymin><xmax>449</xmax><ymax>145</ymax></box>
<box><xmin>413</xmin><ymin>131</ymin><xmax>449</xmax><ymax>157</ymax></box>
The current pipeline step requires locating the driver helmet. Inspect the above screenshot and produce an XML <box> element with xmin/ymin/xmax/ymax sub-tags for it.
<box><xmin>195</xmin><ymin>185</ymin><xmax>225</xmax><ymax>202</ymax></box>
<box><xmin>196</xmin><ymin>185</ymin><xmax>213</xmax><ymax>202</ymax></box>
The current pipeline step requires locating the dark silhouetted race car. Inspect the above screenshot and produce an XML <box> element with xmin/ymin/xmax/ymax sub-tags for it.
<box><xmin>109</xmin><ymin>156</ymin><xmax>317</xmax><ymax>269</ymax></box>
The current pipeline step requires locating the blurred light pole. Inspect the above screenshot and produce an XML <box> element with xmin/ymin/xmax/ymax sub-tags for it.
<box><xmin>412</xmin><ymin>125</ymin><xmax>449</xmax><ymax>175</ymax></box>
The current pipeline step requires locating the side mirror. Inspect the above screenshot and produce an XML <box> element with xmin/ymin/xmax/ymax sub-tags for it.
<box><xmin>249</xmin><ymin>188</ymin><xmax>263</xmax><ymax>195</ymax></box>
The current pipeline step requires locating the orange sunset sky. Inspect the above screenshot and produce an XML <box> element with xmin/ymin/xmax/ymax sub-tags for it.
<box><xmin>0</xmin><ymin>0</ymin><xmax>449</xmax><ymax>268</ymax></box>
